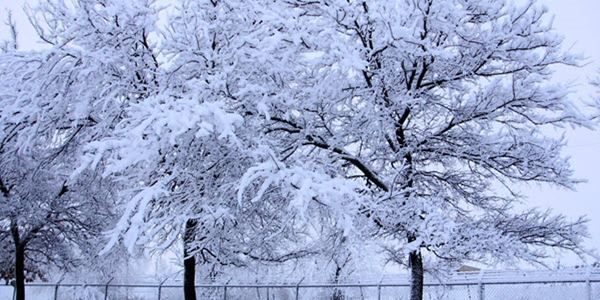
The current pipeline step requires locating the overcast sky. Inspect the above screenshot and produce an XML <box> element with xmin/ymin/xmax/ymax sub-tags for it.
<box><xmin>522</xmin><ymin>0</ymin><xmax>600</xmax><ymax>265</ymax></box>
<box><xmin>1</xmin><ymin>0</ymin><xmax>599</xmax><ymax>266</ymax></box>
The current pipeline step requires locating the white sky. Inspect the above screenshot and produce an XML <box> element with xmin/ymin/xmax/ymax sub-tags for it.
<box><xmin>522</xmin><ymin>0</ymin><xmax>600</xmax><ymax>265</ymax></box>
<box><xmin>1</xmin><ymin>0</ymin><xmax>599</xmax><ymax>266</ymax></box>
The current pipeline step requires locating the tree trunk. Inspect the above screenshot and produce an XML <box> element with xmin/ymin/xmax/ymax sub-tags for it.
<box><xmin>409</xmin><ymin>249</ymin><xmax>424</xmax><ymax>300</ymax></box>
<box><xmin>14</xmin><ymin>244</ymin><xmax>25</xmax><ymax>300</ymax></box>
<box><xmin>183</xmin><ymin>219</ymin><xmax>197</xmax><ymax>300</ymax></box>
<box><xmin>333</xmin><ymin>264</ymin><xmax>343</xmax><ymax>300</ymax></box>
<box><xmin>10</xmin><ymin>219</ymin><xmax>25</xmax><ymax>300</ymax></box>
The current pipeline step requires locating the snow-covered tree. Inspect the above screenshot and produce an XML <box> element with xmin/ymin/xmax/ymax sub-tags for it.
<box><xmin>70</xmin><ymin>1</ymin><xmax>358</xmax><ymax>299</ymax></box>
<box><xmin>0</xmin><ymin>1</ymin><xmax>157</xmax><ymax>299</ymax></box>
<box><xmin>257</xmin><ymin>1</ymin><xmax>592</xmax><ymax>299</ymax></box>
<box><xmin>0</xmin><ymin>39</ymin><xmax>116</xmax><ymax>296</ymax></box>
<box><xmin>3</xmin><ymin>2</ymin><xmax>342</xmax><ymax>299</ymax></box>
<box><xmin>0</xmin><ymin>159</ymin><xmax>113</xmax><ymax>300</ymax></box>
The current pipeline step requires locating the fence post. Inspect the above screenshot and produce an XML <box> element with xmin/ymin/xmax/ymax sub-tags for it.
<box><xmin>478</xmin><ymin>283</ymin><xmax>485</xmax><ymax>300</ymax></box>
<box><xmin>478</xmin><ymin>270</ymin><xmax>485</xmax><ymax>300</ymax></box>
<box><xmin>53</xmin><ymin>278</ymin><xmax>64</xmax><ymax>300</ymax></box>
<box><xmin>157</xmin><ymin>278</ymin><xmax>168</xmax><ymax>300</ymax></box>
<box><xmin>586</xmin><ymin>265</ymin><xmax>592</xmax><ymax>300</ymax></box>
<box><xmin>377</xmin><ymin>284</ymin><xmax>381</xmax><ymax>300</ymax></box>
<box><xmin>104</xmin><ymin>277</ymin><xmax>114</xmax><ymax>300</ymax></box>
<box><xmin>295</xmin><ymin>278</ymin><xmax>304</xmax><ymax>300</ymax></box>
<box><xmin>223</xmin><ymin>282</ymin><xmax>228</xmax><ymax>300</ymax></box>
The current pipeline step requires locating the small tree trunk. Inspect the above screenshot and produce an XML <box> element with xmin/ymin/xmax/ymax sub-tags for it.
<box><xmin>409</xmin><ymin>249</ymin><xmax>424</xmax><ymax>300</ymax></box>
<box><xmin>14</xmin><ymin>244</ymin><xmax>25</xmax><ymax>300</ymax></box>
<box><xmin>10</xmin><ymin>219</ymin><xmax>26</xmax><ymax>300</ymax></box>
<box><xmin>332</xmin><ymin>264</ymin><xmax>343</xmax><ymax>300</ymax></box>
<box><xmin>183</xmin><ymin>219</ymin><xmax>197</xmax><ymax>300</ymax></box>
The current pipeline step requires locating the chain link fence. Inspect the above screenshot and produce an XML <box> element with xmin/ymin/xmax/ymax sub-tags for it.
<box><xmin>1</xmin><ymin>270</ymin><xmax>599</xmax><ymax>300</ymax></box>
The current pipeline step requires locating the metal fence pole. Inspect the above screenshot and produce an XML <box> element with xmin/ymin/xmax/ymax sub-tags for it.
<box><xmin>295</xmin><ymin>278</ymin><xmax>304</xmax><ymax>300</ymax></box>
<box><xmin>377</xmin><ymin>284</ymin><xmax>381</xmax><ymax>300</ymax></box>
<box><xmin>478</xmin><ymin>283</ymin><xmax>485</xmax><ymax>300</ymax></box>
<box><xmin>586</xmin><ymin>266</ymin><xmax>592</xmax><ymax>300</ymax></box>
<box><xmin>157</xmin><ymin>278</ymin><xmax>168</xmax><ymax>300</ymax></box>
<box><xmin>53</xmin><ymin>278</ymin><xmax>64</xmax><ymax>300</ymax></box>
<box><xmin>478</xmin><ymin>270</ymin><xmax>485</xmax><ymax>300</ymax></box>
<box><xmin>104</xmin><ymin>278</ymin><xmax>114</xmax><ymax>300</ymax></box>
